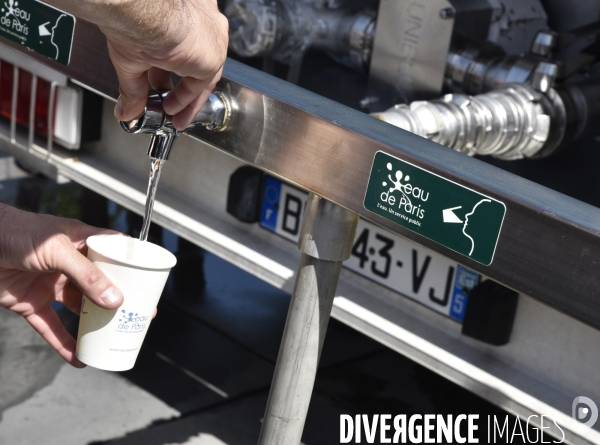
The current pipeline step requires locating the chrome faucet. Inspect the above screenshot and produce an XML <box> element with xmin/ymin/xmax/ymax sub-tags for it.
<box><xmin>119</xmin><ymin>90</ymin><xmax>229</xmax><ymax>161</ymax></box>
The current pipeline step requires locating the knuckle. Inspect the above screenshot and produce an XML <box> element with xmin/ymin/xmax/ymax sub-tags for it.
<box><xmin>205</xmin><ymin>54</ymin><xmax>224</xmax><ymax>78</ymax></box>
<box><xmin>118</xmin><ymin>86</ymin><xmax>145</xmax><ymax>103</ymax></box>
<box><xmin>63</xmin><ymin>217</ymin><xmax>85</xmax><ymax>235</ymax></box>
<box><xmin>118</xmin><ymin>87</ymin><xmax>135</xmax><ymax>103</ymax></box>
<box><xmin>44</xmin><ymin>232</ymin><xmax>73</xmax><ymax>268</ymax></box>
<box><xmin>217</xmin><ymin>14</ymin><xmax>229</xmax><ymax>38</ymax></box>
<box><xmin>180</xmin><ymin>79</ymin><xmax>197</xmax><ymax>96</ymax></box>
<box><xmin>48</xmin><ymin>230</ymin><xmax>71</xmax><ymax>248</ymax></box>
<box><xmin>84</xmin><ymin>268</ymin><xmax>104</xmax><ymax>290</ymax></box>
<box><xmin>216</xmin><ymin>53</ymin><xmax>227</xmax><ymax>71</ymax></box>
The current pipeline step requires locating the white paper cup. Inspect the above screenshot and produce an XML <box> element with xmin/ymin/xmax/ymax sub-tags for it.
<box><xmin>76</xmin><ymin>234</ymin><xmax>177</xmax><ymax>371</ymax></box>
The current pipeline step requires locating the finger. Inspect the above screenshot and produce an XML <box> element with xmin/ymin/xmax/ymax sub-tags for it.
<box><xmin>171</xmin><ymin>88</ymin><xmax>212</xmax><ymax>130</ymax></box>
<box><xmin>48</xmin><ymin>240</ymin><xmax>124</xmax><ymax>310</ymax></box>
<box><xmin>153</xmin><ymin>307</ymin><xmax>157</xmax><ymax>319</ymax></box>
<box><xmin>25</xmin><ymin>307</ymin><xmax>85</xmax><ymax>368</ymax></box>
<box><xmin>162</xmin><ymin>76</ymin><xmax>213</xmax><ymax>117</ymax></box>
<box><xmin>148</xmin><ymin>67</ymin><xmax>173</xmax><ymax>92</ymax></box>
<box><xmin>56</xmin><ymin>281</ymin><xmax>83</xmax><ymax>315</ymax></box>
<box><xmin>107</xmin><ymin>42</ymin><xmax>151</xmax><ymax>122</ymax></box>
<box><xmin>171</xmin><ymin>68</ymin><xmax>223</xmax><ymax>130</ymax></box>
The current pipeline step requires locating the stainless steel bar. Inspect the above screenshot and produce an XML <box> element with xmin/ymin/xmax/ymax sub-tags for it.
<box><xmin>27</xmin><ymin>74</ymin><xmax>37</xmax><ymax>152</ymax></box>
<box><xmin>190</xmin><ymin>59</ymin><xmax>600</xmax><ymax>331</ymax></box>
<box><xmin>10</xmin><ymin>65</ymin><xmax>18</xmax><ymax>144</ymax></box>
<box><xmin>3</xmin><ymin>28</ymin><xmax>600</xmax><ymax>329</ymax></box>
<box><xmin>258</xmin><ymin>194</ymin><xmax>358</xmax><ymax>445</ymax></box>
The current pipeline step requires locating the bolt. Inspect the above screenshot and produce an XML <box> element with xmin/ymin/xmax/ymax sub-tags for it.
<box><xmin>531</xmin><ymin>62</ymin><xmax>558</xmax><ymax>93</ymax></box>
<box><xmin>531</xmin><ymin>31</ymin><xmax>557</xmax><ymax>58</ymax></box>
<box><xmin>439</xmin><ymin>7</ymin><xmax>456</xmax><ymax>19</ymax></box>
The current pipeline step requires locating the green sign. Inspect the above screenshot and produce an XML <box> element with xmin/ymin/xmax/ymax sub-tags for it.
<box><xmin>364</xmin><ymin>151</ymin><xmax>506</xmax><ymax>265</ymax></box>
<box><xmin>0</xmin><ymin>0</ymin><xmax>75</xmax><ymax>65</ymax></box>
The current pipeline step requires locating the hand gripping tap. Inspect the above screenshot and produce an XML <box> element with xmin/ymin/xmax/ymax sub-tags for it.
<box><xmin>119</xmin><ymin>90</ymin><xmax>230</xmax><ymax>161</ymax></box>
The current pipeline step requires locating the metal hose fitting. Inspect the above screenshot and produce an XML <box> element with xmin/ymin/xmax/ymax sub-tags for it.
<box><xmin>372</xmin><ymin>84</ymin><xmax>567</xmax><ymax>160</ymax></box>
<box><xmin>226</xmin><ymin>0</ymin><xmax>375</xmax><ymax>70</ymax></box>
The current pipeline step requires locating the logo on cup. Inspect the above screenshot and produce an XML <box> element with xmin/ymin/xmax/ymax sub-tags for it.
<box><xmin>572</xmin><ymin>396</ymin><xmax>598</xmax><ymax>428</ymax></box>
<box><xmin>117</xmin><ymin>309</ymin><xmax>149</xmax><ymax>333</ymax></box>
<box><xmin>119</xmin><ymin>309</ymin><xmax>139</xmax><ymax>324</ymax></box>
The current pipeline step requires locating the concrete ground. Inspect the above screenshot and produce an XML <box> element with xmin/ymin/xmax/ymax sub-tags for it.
<box><xmin>0</xmin><ymin>153</ymin><xmax>522</xmax><ymax>445</ymax></box>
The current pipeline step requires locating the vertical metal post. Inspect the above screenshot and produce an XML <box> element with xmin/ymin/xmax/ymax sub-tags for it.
<box><xmin>27</xmin><ymin>74</ymin><xmax>38</xmax><ymax>153</ymax></box>
<box><xmin>10</xmin><ymin>65</ymin><xmax>19</xmax><ymax>144</ymax></box>
<box><xmin>258</xmin><ymin>193</ymin><xmax>358</xmax><ymax>445</ymax></box>
<box><xmin>46</xmin><ymin>82</ymin><xmax>58</xmax><ymax>158</ymax></box>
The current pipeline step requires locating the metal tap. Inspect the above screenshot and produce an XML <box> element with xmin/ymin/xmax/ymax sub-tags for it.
<box><xmin>119</xmin><ymin>91</ymin><xmax>229</xmax><ymax>161</ymax></box>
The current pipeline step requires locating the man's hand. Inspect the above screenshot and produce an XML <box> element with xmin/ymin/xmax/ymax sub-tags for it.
<box><xmin>0</xmin><ymin>204</ymin><xmax>125</xmax><ymax>367</ymax></box>
<box><xmin>46</xmin><ymin>0</ymin><xmax>229</xmax><ymax>130</ymax></box>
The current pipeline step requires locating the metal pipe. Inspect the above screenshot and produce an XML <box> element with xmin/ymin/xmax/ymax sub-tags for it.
<box><xmin>46</xmin><ymin>82</ymin><xmax>57</xmax><ymax>158</ymax></box>
<box><xmin>10</xmin><ymin>65</ymin><xmax>18</xmax><ymax>144</ymax></box>
<box><xmin>445</xmin><ymin>45</ymin><xmax>540</xmax><ymax>96</ymax></box>
<box><xmin>258</xmin><ymin>193</ymin><xmax>358</xmax><ymax>445</ymax></box>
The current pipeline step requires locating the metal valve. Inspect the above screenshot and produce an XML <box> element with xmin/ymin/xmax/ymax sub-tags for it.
<box><xmin>119</xmin><ymin>90</ymin><xmax>229</xmax><ymax>161</ymax></box>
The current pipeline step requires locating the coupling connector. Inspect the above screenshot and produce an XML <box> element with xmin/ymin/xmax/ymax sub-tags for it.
<box><xmin>120</xmin><ymin>91</ymin><xmax>230</xmax><ymax>161</ymax></box>
<box><xmin>372</xmin><ymin>84</ymin><xmax>567</xmax><ymax>160</ymax></box>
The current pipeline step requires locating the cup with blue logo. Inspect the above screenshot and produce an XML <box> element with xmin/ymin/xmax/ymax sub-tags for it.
<box><xmin>76</xmin><ymin>234</ymin><xmax>177</xmax><ymax>371</ymax></box>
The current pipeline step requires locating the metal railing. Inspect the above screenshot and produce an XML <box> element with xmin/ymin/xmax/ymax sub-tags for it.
<box><xmin>4</xmin><ymin>62</ymin><xmax>59</xmax><ymax>158</ymax></box>
<box><xmin>0</xmin><ymin>45</ymin><xmax>71</xmax><ymax>179</ymax></box>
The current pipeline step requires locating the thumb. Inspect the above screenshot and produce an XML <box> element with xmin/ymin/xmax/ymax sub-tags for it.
<box><xmin>107</xmin><ymin>41</ymin><xmax>150</xmax><ymax>122</ymax></box>
<box><xmin>52</xmin><ymin>241</ymin><xmax>124</xmax><ymax>310</ymax></box>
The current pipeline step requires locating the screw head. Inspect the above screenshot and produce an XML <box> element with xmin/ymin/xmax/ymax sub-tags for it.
<box><xmin>439</xmin><ymin>7</ymin><xmax>456</xmax><ymax>19</ymax></box>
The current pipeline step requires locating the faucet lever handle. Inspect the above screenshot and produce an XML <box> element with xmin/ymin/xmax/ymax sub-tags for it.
<box><xmin>120</xmin><ymin>91</ymin><xmax>167</xmax><ymax>134</ymax></box>
<box><xmin>120</xmin><ymin>91</ymin><xmax>229</xmax><ymax>135</ymax></box>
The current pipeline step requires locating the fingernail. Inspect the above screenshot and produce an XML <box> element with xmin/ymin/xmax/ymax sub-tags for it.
<box><xmin>100</xmin><ymin>287</ymin><xmax>122</xmax><ymax>306</ymax></box>
<box><xmin>114</xmin><ymin>98</ymin><xmax>123</xmax><ymax>119</ymax></box>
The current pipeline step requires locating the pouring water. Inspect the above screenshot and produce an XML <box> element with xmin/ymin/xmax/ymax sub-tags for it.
<box><xmin>139</xmin><ymin>159</ymin><xmax>164</xmax><ymax>242</ymax></box>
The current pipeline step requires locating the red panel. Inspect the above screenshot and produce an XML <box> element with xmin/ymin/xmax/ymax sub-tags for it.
<box><xmin>0</xmin><ymin>61</ymin><xmax>55</xmax><ymax>138</ymax></box>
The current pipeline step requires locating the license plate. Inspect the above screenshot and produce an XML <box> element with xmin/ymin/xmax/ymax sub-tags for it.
<box><xmin>259</xmin><ymin>177</ymin><xmax>480</xmax><ymax>322</ymax></box>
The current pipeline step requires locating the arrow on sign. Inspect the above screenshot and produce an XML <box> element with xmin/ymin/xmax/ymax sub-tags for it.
<box><xmin>443</xmin><ymin>206</ymin><xmax>463</xmax><ymax>223</ymax></box>
<box><xmin>39</xmin><ymin>22</ymin><xmax>51</xmax><ymax>37</ymax></box>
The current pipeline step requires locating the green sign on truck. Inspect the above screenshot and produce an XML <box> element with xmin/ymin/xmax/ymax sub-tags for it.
<box><xmin>364</xmin><ymin>151</ymin><xmax>506</xmax><ymax>266</ymax></box>
<box><xmin>0</xmin><ymin>0</ymin><xmax>75</xmax><ymax>65</ymax></box>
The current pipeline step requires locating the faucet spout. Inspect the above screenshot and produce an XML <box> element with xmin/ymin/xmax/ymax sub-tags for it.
<box><xmin>147</xmin><ymin>131</ymin><xmax>179</xmax><ymax>161</ymax></box>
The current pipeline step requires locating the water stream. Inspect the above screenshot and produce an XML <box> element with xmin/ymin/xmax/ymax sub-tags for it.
<box><xmin>140</xmin><ymin>159</ymin><xmax>164</xmax><ymax>242</ymax></box>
